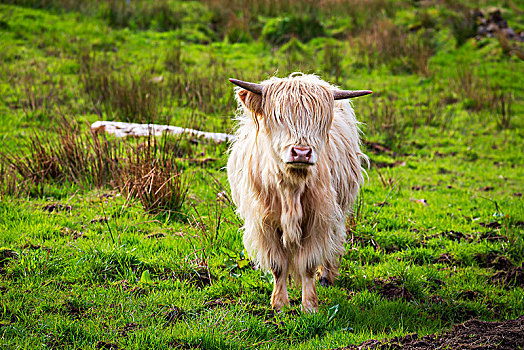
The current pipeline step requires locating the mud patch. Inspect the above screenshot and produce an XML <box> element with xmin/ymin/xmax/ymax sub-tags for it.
<box><xmin>42</xmin><ymin>203</ymin><xmax>71</xmax><ymax>213</ymax></box>
<box><xmin>444</xmin><ymin>230</ymin><xmax>471</xmax><ymax>241</ymax></box>
<box><xmin>479</xmin><ymin>221</ymin><xmax>502</xmax><ymax>229</ymax></box>
<box><xmin>21</xmin><ymin>243</ymin><xmax>52</xmax><ymax>252</ymax></box>
<box><xmin>458</xmin><ymin>290</ymin><xmax>481</xmax><ymax>300</ymax></box>
<box><xmin>474</xmin><ymin>252</ymin><xmax>514</xmax><ymax>270</ymax></box>
<box><xmin>436</xmin><ymin>253</ymin><xmax>458</xmax><ymax>265</ymax></box>
<box><xmin>95</xmin><ymin>341</ymin><xmax>119</xmax><ymax>349</ymax></box>
<box><xmin>117</xmin><ymin>322</ymin><xmax>140</xmax><ymax>337</ymax></box>
<box><xmin>158</xmin><ymin>266</ymin><xmax>212</xmax><ymax>287</ymax></box>
<box><xmin>0</xmin><ymin>248</ymin><xmax>18</xmax><ymax>270</ymax></box>
<box><xmin>64</xmin><ymin>299</ymin><xmax>88</xmax><ymax>318</ymax></box>
<box><xmin>478</xmin><ymin>231</ymin><xmax>507</xmax><ymax>242</ymax></box>
<box><xmin>146</xmin><ymin>232</ymin><xmax>166</xmax><ymax>239</ymax></box>
<box><xmin>163</xmin><ymin>306</ymin><xmax>186</xmax><ymax>327</ymax></box>
<box><xmin>89</xmin><ymin>217</ymin><xmax>108</xmax><ymax>224</ymax></box>
<box><xmin>61</xmin><ymin>227</ymin><xmax>86</xmax><ymax>240</ymax></box>
<box><xmin>363</xmin><ymin>141</ymin><xmax>393</xmax><ymax>155</ymax></box>
<box><xmin>370</xmin><ymin>159</ymin><xmax>406</xmax><ymax>168</ymax></box>
<box><xmin>490</xmin><ymin>266</ymin><xmax>524</xmax><ymax>287</ymax></box>
<box><xmin>339</xmin><ymin>316</ymin><xmax>524</xmax><ymax>350</ymax></box>
<box><xmin>374</xmin><ymin>278</ymin><xmax>414</xmax><ymax>302</ymax></box>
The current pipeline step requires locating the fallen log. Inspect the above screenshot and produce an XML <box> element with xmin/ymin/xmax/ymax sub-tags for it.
<box><xmin>91</xmin><ymin>121</ymin><xmax>235</xmax><ymax>143</ymax></box>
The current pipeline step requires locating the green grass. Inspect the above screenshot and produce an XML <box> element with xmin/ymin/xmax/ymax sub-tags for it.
<box><xmin>0</xmin><ymin>1</ymin><xmax>523</xmax><ymax>349</ymax></box>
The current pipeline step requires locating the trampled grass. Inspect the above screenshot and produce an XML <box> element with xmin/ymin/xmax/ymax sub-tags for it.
<box><xmin>0</xmin><ymin>1</ymin><xmax>523</xmax><ymax>349</ymax></box>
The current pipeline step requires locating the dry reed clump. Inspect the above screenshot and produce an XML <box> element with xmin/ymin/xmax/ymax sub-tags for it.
<box><xmin>5</xmin><ymin>0</ymin><xmax>399</xmax><ymax>37</ymax></box>
<box><xmin>0</xmin><ymin>160</ymin><xmax>17</xmax><ymax>197</ymax></box>
<box><xmin>355</xmin><ymin>18</ymin><xmax>435</xmax><ymax>75</ymax></box>
<box><xmin>359</xmin><ymin>95</ymin><xmax>409</xmax><ymax>148</ymax></box>
<box><xmin>118</xmin><ymin>136</ymin><xmax>187</xmax><ymax>215</ymax></box>
<box><xmin>79</xmin><ymin>52</ymin><xmax>165</xmax><ymax>124</ymax></box>
<box><xmin>0</xmin><ymin>116</ymin><xmax>188</xmax><ymax>214</ymax></box>
<box><xmin>5</xmin><ymin>61</ymin><xmax>76</xmax><ymax>119</ymax></box>
<box><xmin>1</xmin><ymin>117</ymin><xmax>121</xmax><ymax>194</ymax></box>
<box><xmin>16</xmin><ymin>70</ymin><xmax>60</xmax><ymax>116</ymax></box>
<box><xmin>274</xmin><ymin>39</ymin><xmax>345</xmax><ymax>82</ymax></box>
<box><xmin>102</xmin><ymin>0</ymin><xmax>183</xmax><ymax>31</ymax></box>
<box><xmin>445</xmin><ymin>4</ymin><xmax>481</xmax><ymax>47</ymax></box>
<box><xmin>164</xmin><ymin>52</ymin><xmax>238</xmax><ymax>116</ymax></box>
<box><xmin>0</xmin><ymin>0</ymin><xmax>85</xmax><ymax>11</ymax></box>
<box><xmin>1</xmin><ymin>0</ymin><xmax>183</xmax><ymax>32</ymax></box>
<box><xmin>166</xmin><ymin>71</ymin><xmax>234</xmax><ymax>115</ymax></box>
<box><xmin>450</xmin><ymin>65</ymin><xmax>514</xmax><ymax>128</ymax></box>
<box><xmin>79</xmin><ymin>48</ymin><xmax>238</xmax><ymax>125</ymax></box>
<box><xmin>203</xmin><ymin>0</ymin><xmax>399</xmax><ymax>40</ymax></box>
<box><xmin>496</xmin><ymin>29</ymin><xmax>524</xmax><ymax>60</ymax></box>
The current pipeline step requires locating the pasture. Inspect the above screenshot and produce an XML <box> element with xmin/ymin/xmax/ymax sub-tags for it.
<box><xmin>0</xmin><ymin>1</ymin><xmax>523</xmax><ymax>349</ymax></box>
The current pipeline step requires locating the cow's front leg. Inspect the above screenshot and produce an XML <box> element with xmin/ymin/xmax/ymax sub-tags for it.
<box><xmin>301</xmin><ymin>265</ymin><xmax>318</xmax><ymax>313</ymax></box>
<box><xmin>270</xmin><ymin>252</ymin><xmax>290</xmax><ymax>310</ymax></box>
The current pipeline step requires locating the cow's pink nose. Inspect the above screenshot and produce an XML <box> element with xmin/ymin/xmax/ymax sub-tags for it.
<box><xmin>290</xmin><ymin>146</ymin><xmax>312</xmax><ymax>163</ymax></box>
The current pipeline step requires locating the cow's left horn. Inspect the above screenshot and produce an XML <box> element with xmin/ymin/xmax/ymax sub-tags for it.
<box><xmin>229</xmin><ymin>78</ymin><xmax>263</xmax><ymax>95</ymax></box>
<box><xmin>332</xmin><ymin>90</ymin><xmax>373</xmax><ymax>100</ymax></box>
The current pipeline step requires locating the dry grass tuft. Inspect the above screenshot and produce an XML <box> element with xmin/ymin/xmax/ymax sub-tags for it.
<box><xmin>164</xmin><ymin>52</ymin><xmax>239</xmax><ymax>117</ymax></box>
<box><xmin>118</xmin><ymin>136</ymin><xmax>187</xmax><ymax>215</ymax></box>
<box><xmin>17</xmin><ymin>71</ymin><xmax>59</xmax><ymax>115</ymax></box>
<box><xmin>0</xmin><ymin>115</ymin><xmax>188</xmax><ymax>214</ymax></box>
<box><xmin>203</xmin><ymin>0</ymin><xmax>399</xmax><ymax>40</ymax></box>
<box><xmin>359</xmin><ymin>95</ymin><xmax>409</xmax><ymax>148</ymax></box>
<box><xmin>496</xmin><ymin>29</ymin><xmax>524</xmax><ymax>61</ymax></box>
<box><xmin>79</xmin><ymin>52</ymin><xmax>164</xmax><ymax>123</ymax></box>
<box><xmin>355</xmin><ymin>19</ymin><xmax>434</xmax><ymax>75</ymax></box>
<box><xmin>1</xmin><ymin>0</ymin><xmax>183</xmax><ymax>31</ymax></box>
<box><xmin>1</xmin><ymin>116</ymin><xmax>120</xmax><ymax>195</ymax></box>
<box><xmin>450</xmin><ymin>65</ymin><xmax>515</xmax><ymax>128</ymax></box>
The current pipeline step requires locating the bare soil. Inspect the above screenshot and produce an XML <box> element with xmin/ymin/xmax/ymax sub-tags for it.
<box><xmin>339</xmin><ymin>316</ymin><xmax>524</xmax><ymax>350</ymax></box>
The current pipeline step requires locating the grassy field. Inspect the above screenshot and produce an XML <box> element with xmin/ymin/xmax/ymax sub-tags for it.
<box><xmin>0</xmin><ymin>0</ymin><xmax>523</xmax><ymax>349</ymax></box>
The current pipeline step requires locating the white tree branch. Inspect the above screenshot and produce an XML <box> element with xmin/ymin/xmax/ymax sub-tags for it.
<box><xmin>91</xmin><ymin>121</ymin><xmax>235</xmax><ymax>143</ymax></box>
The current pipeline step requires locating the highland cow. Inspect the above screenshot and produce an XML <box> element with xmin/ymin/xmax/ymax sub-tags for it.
<box><xmin>227</xmin><ymin>73</ymin><xmax>371</xmax><ymax>312</ymax></box>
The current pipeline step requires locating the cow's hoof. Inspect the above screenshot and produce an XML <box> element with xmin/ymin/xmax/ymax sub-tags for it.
<box><xmin>271</xmin><ymin>296</ymin><xmax>289</xmax><ymax>311</ymax></box>
<box><xmin>301</xmin><ymin>303</ymin><xmax>318</xmax><ymax>313</ymax></box>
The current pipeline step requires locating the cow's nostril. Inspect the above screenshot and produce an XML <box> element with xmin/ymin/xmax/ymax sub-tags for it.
<box><xmin>290</xmin><ymin>146</ymin><xmax>313</xmax><ymax>163</ymax></box>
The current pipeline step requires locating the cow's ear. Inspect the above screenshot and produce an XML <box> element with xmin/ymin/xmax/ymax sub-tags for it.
<box><xmin>238</xmin><ymin>89</ymin><xmax>263</xmax><ymax>116</ymax></box>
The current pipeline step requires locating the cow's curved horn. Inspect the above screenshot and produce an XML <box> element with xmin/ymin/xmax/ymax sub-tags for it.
<box><xmin>229</xmin><ymin>78</ymin><xmax>263</xmax><ymax>95</ymax></box>
<box><xmin>333</xmin><ymin>89</ymin><xmax>373</xmax><ymax>100</ymax></box>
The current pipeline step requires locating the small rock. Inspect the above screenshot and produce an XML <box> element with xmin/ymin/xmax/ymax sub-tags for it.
<box><xmin>488</xmin><ymin>9</ymin><xmax>504</xmax><ymax>23</ymax></box>
<box><xmin>504</xmin><ymin>27</ymin><xmax>516</xmax><ymax>38</ymax></box>
<box><xmin>478</xmin><ymin>26</ymin><xmax>487</xmax><ymax>36</ymax></box>
<box><xmin>486</xmin><ymin>23</ymin><xmax>499</xmax><ymax>33</ymax></box>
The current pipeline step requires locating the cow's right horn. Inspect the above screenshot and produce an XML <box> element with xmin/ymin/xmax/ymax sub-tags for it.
<box><xmin>332</xmin><ymin>90</ymin><xmax>373</xmax><ymax>100</ymax></box>
<box><xmin>229</xmin><ymin>78</ymin><xmax>263</xmax><ymax>95</ymax></box>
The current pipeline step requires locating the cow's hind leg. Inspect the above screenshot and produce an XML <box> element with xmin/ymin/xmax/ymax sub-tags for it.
<box><xmin>270</xmin><ymin>250</ymin><xmax>290</xmax><ymax>311</ymax></box>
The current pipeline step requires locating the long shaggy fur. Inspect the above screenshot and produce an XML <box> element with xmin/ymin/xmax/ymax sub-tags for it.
<box><xmin>227</xmin><ymin>73</ymin><xmax>366</xmax><ymax>311</ymax></box>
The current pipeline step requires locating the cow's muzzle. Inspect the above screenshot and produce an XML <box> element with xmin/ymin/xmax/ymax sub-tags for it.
<box><xmin>286</xmin><ymin>146</ymin><xmax>314</xmax><ymax>166</ymax></box>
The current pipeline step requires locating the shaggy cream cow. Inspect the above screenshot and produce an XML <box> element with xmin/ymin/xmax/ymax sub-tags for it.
<box><xmin>227</xmin><ymin>74</ymin><xmax>371</xmax><ymax>312</ymax></box>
